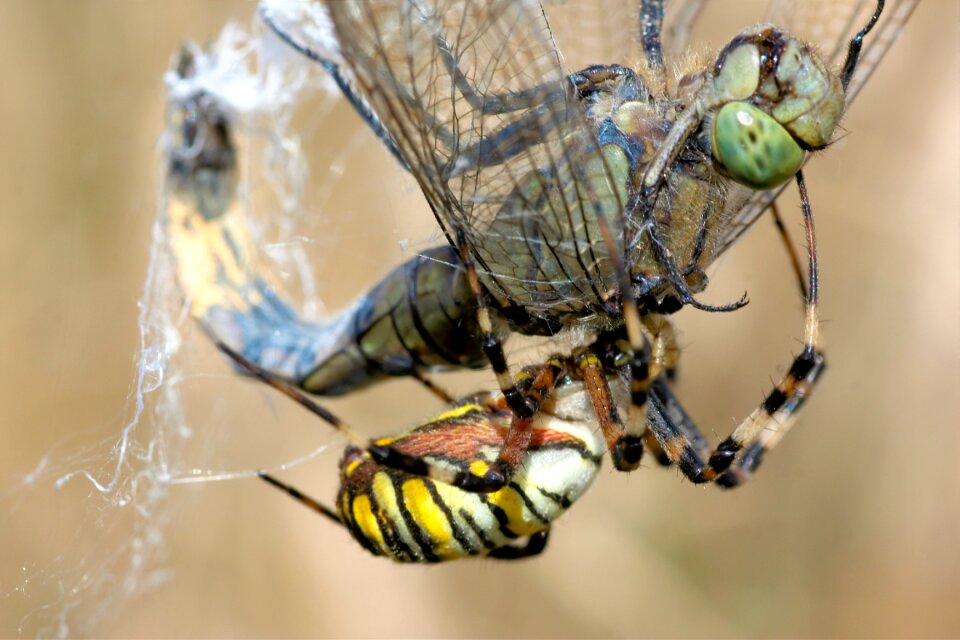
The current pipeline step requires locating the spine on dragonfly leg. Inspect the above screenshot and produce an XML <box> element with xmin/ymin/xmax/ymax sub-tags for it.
<box><xmin>165</xmin><ymin>49</ymin><xmax>486</xmax><ymax>396</ymax></box>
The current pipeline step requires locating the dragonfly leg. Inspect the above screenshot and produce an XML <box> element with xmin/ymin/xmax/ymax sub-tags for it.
<box><xmin>769</xmin><ymin>201</ymin><xmax>810</xmax><ymax>301</ymax></box>
<box><xmin>640</xmin><ymin>0</ymin><xmax>666</xmax><ymax>75</ymax></box>
<box><xmin>257</xmin><ymin>6</ymin><xmax>407</xmax><ymax>169</ymax></box>
<box><xmin>444</xmin><ymin>64</ymin><xmax>639</xmax><ymax>177</ymax></box>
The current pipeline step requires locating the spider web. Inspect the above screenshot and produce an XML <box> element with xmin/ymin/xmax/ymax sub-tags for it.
<box><xmin>3</xmin><ymin>0</ymin><xmax>916</xmax><ymax>635</ymax></box>
<box><xmin>5</xmin><ymin>13</ymin><xmax>358</xmax><ymax>637</ymax></box>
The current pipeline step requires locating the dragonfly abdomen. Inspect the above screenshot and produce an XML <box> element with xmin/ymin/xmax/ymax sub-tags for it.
<box><xmin>300</xmin><ymin>245</ymin><xmax>488</xmax><ymax>394</ymax></box>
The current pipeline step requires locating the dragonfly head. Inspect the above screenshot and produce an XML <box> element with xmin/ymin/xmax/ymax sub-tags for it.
<box><xmin>706</xmin><ymin>25</ymin><xmax>845</xmax><ymax>190</ymax></box>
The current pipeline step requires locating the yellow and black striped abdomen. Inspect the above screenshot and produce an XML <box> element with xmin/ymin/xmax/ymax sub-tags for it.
<box><xmin>336</xmin><ymin>406</ymin><xmax>605</xmax><ymax>562</ymax></box>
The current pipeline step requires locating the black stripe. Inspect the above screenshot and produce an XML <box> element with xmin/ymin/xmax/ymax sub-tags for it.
<box><xmin>479</xmin><ymin>494</ymin><xmax>519</xmax><ymax>540</ymax></box>
<box><xmin>367</xmin><ymin>475</ymin><xmax>416</xmax><ymax>562</ymax></box>
<box><xmin>406</xmin><ymin>258</ymin><xmax>463</xmax><ymax>365</ymax></box>
<box><xmin>762</xmin><ymin>388</ymin><xmax>788</xmax><ymax>415</ymax></box>
<box><xmin>707</xmin><ymin>437</ymin><xmax>740</xmax><ymax>474</ymax></box>
<box><xmin>788</xmin><ymin>349</ymin><xmax>818</xmax><ymax>380</ymax></box>
<box><xmin>341</xmin><ymin>490</ymin><xmax>384</xmax><ymax>558</ymax></box>
<box><xmin>529</xmin><ymin>440</ymin><xmax>601</xmax><ymax>464</ymax></box>
<box><xmin>483</xmin><ymin>335</ymin><xmax>509</xmax><ymax>374</ymax></box>
<box><xmin>390</xmin><ymin>475</ymin><xmax>440</xmax><ymax>562</ymax></box>
<box><xmin>423</xmin><ymin>481</ymin><xmax>477</xmax><ymax>555</ymax></box>
<box><xmin>764</xmin><ymin>350</ymin><xmax>819</xmax><ymax>414</ymax></box>
<box><xmin>507</xmin><ymin>482</ymin><xmax>550</xmax><ymax>525</ymax></box>
<box><xmin>351</xmin><ymin>301</ymin><xmax>393</xmax><ymax>376</ymax></box>
<box><xmin>537</xmin><ymin>487</ymin><xmax>572</xmax><ymax>509</ymax></box>
<box><xmin>459</xmin><ymin>508</ymin><xmax>497</xmax><ymax>551</ymax></box>
<box><xmin>386</xmin><ymin>299</ymin><xmax>428</xmax><ymax>369</ymax></box>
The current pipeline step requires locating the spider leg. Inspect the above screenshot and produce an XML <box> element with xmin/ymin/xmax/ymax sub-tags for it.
<box><xmin>627</xmin><ymin>310</ymin><xmax>685</xmax><ymax>466</ymax></box>
<box><xmin>367</xmin><ymin>228</ymin><xmax>560</xmax><ymax>493</ymax></box>
<box><xmin>642</xmin><ymin>171</ymin><xmax>826</xmax><ymax>487</ymax></box>
<box><xmin>713</xmin><ymin>172</ymin><xmax>827</xmax><ymax>486</ymax></box>
<box><xmin>409</xmin><ymin>369</ymin><xmax>455</xmax><ymax>404</ymax></box>
<box><xmin>578</xmin><ymin>345</ymin><xmax>643</xmax><ymax>472</ymax></box>
<box><xmin>478</xmin><ymin>357</ymin><xmax>566</xmax><ymax>490</ymax></box>
<box><xmin>592</xmin><ymin>216</ymin><xmax>651</xmax><ymax>472</ymax></box>
<box><xmin>641</xmin><ymin>313</ymin><xmax>681</xmax><ymax>380</ymax></box>
<box><xmin>369</xmin><ymin>353</ymin><xmax>567</xmax><ymax>493</ymax></box>
<box><xmin>714</xmin><ymin>351</ymin><xmax>824</xmax><ymax>488</ymax></box>
<box><xmin>215</xmin><ymin>340</ymin><xmax>367</xmax><ymax>447</ymax></box>
<box><xmin>258</xmin><ymin>472</ymin><xmax>342</xmax><ymax>525</ymax></box>
<box><xmin>644</xmin><ymin>349</ymin><xmax>825</xmax><ymax>487</ymax></box>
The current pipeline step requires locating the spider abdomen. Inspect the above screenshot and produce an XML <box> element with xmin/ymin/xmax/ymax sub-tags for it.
<box><xmin>337</xmin><ymin>405</ymin><xmax>605</xmax><ymax>562</ymax></box>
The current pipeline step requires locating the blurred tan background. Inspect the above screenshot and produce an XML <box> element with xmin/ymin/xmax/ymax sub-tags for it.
<box><xmin>1</xmin><ymin>1</ymin><xmax>958</xmax><ymax>637</ymax></box>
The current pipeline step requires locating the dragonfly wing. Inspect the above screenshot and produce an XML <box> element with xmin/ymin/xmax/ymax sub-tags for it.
<box><xmin>325</xmin><ymin>1</ymin><xmax>630</xmax><ymax>317</ymax></box>
<box><xmin>542</xmin><ymin>0</ymin><xmax>707</xmax><ymax>73</ymax></box>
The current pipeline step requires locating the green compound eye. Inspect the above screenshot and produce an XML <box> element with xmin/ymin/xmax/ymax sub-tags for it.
<box><xmin>711</xmin><ymin>102</ymin><xmax>804</xmax><ymax>190</ymax></box>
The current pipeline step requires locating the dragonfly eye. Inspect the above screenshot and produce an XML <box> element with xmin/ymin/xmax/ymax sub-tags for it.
<box><xmin>710</xmin><ymin>101</ymin><xmax>804</xmax><ymax>190</ymax></box>
<box><xmin>766</xmin><ymin>38</ymin><xmax>845</xmax><ymax>149</ymax></box>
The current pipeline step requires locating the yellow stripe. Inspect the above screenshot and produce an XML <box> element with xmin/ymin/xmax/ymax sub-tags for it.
<box><xmin>350</xmin><ymin>494</ymin><xmax>385</xmax><ymax>551</ymax></box>
<box><xmin>469</xmin><ymin>459</ymin><xmax>490</xmax><ymax>479</ymax></box>
<box><xmin>435</xmin><ymin>403</ymin><xmax>483</xmax><ymax>422</ymax></box>
<box><xmin>343</xmin><ymin>458</ymin><xmax>362</xmax><ymax>477</ymax></box>
<box><xmin>371</xmin><ymin>471</ymin><xmax>400</xmax><ymax>524</ymax></box>
<box><xmin>401</xmin><ymin>479</ymin><xmax>459</xmax><ymax>559</ymax></box>
<box><xmin>370</xmin><ymin>471</ymin><xmax>419</xmax><ymax>558</ymax></box>
<box><xmin>486</xmin><ymin>487</ymin><xmax>542</xmax><ymax>537</ymax></box>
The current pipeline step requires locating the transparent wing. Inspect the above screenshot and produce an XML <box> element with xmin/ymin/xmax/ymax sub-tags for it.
<box><xmin>714</xmin><ymin>0</ymin><xmax>918</xmax><ymax>257</ymax></box>
<box><xmin>542</xmin><ymin>0</ymin><xmax>705</xmax><ymax>70</ymax></box>
<box><xmin>325</xmin><ymin>0</ymin><xmax>629</xmax><ymax>311</ymax></box>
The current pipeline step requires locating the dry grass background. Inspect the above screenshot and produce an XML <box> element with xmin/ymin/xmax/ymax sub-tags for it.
<box><xmin>1</xmin><ymin>1</ymin><xmax>958</xmax><ymax>637</ymax></box>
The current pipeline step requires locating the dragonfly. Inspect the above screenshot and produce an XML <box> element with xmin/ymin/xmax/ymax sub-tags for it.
<box><xmin>165</xmin><ymin>0</ymin><xmax>916</xmax><ymax>559</ymax></box>
<box><xmin>244</xmin><ymin>0</ymin><xmax>914</xmax><ymax>485</ymax></box>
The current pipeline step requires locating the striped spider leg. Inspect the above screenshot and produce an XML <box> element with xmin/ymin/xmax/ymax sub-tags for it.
<box><xmin>637</xmin><ymin>171</ymin><xmax>826</xmax><ymax>488</ymax></box>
